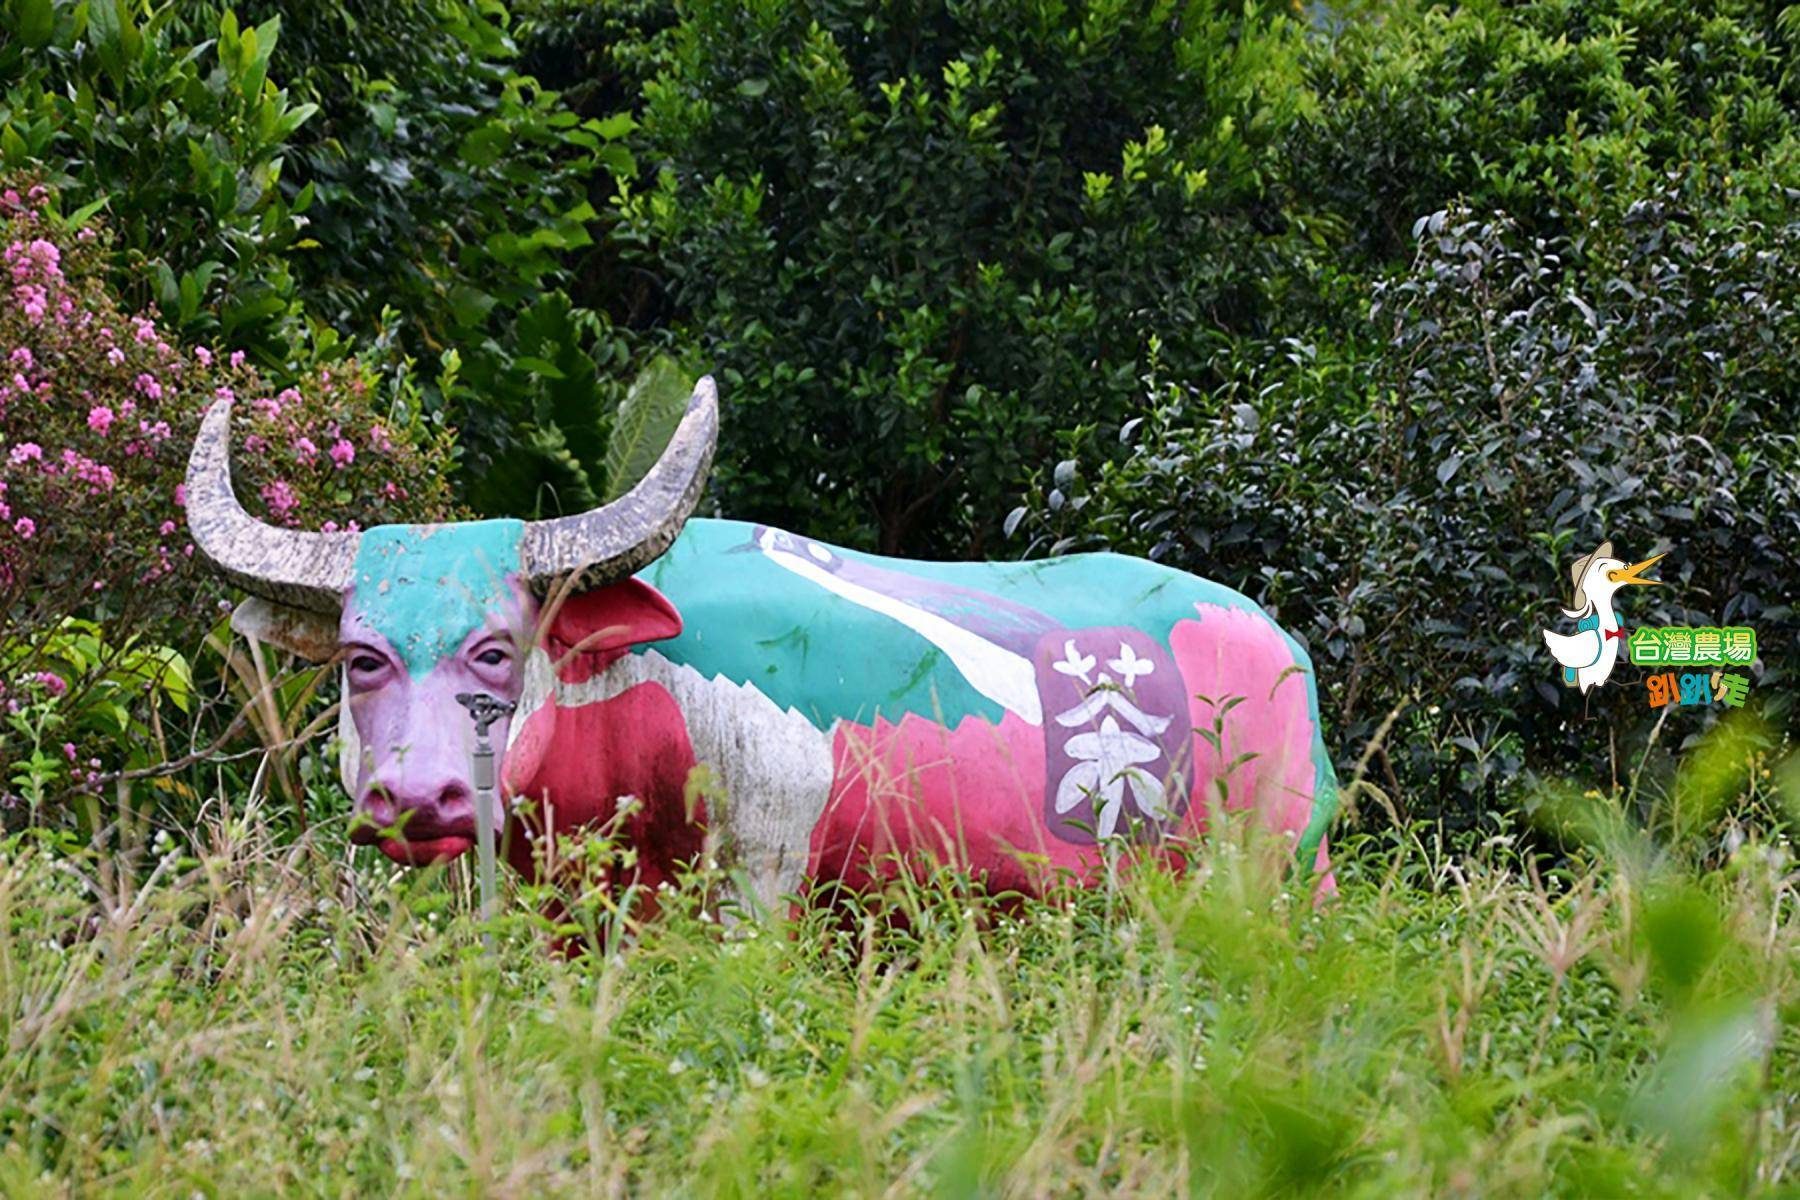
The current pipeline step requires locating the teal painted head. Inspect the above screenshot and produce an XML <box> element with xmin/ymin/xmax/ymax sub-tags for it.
<box><xmin>181</xmin><ymin>379</ymin><xmax>722</xmax><ymax>871</ymax></box>
<box><xmin>347</xmin><ymin>520</ymin><xmax>527</xmax><ymax>679</ymax></box>
<box><xmin>334</xmin><ymin>519</ymin><xmax>538</xmax><ymax>868</ymax></box>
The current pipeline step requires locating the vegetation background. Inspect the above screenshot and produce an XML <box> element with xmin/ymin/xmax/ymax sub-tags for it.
<box><xmin>0</xmin><ymin>0</ymin><xmax>1798</xmax><ymax>1193</ymax></box>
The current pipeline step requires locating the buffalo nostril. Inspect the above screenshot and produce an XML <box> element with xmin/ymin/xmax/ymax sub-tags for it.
<box><xmin>357</xmin><ymin>774</ymin><xmax>478</xmax><ymax>842</ymax></box>
<box><xmin>352</xmin><ymin>789</ymin><xmax>398</xmax><ymax>841</ymax></box>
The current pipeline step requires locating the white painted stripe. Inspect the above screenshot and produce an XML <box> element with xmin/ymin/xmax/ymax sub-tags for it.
<box><xmin>760</xmin><ymin>548</ymin><xmax>1044</xmax><ymax>725</ymax></box>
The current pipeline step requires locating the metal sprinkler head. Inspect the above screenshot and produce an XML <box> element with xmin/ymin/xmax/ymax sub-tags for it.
<box><xmin>455</xmin><ymin>692</ymin><xmax>516</xmax><ymax>742</ymax></box>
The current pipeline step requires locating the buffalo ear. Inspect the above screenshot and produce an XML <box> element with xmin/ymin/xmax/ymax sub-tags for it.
<box><xmin>232</xmin><ymin>596</ymin><xmax>342</xmax><ymax>663</ymax></box>
<box><xmin>544</xmin><ymin>578</ymin><xmax>683</xmax><ymax>681</ymax></box>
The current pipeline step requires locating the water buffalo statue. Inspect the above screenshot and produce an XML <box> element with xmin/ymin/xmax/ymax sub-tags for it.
<box><xmin>186</xmin><ymin>378</ymin><xmax>1338</xmax><ymax>914</ymax></box>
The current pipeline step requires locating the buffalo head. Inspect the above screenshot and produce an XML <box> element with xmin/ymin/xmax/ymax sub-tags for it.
<box><xmin>184</xmin><ymin>379</ymin><xmax>717</xmax><ymax>864</ymax></box>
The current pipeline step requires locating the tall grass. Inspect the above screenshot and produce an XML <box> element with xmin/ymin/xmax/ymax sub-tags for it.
<box><xmin>0</xmin><ymin>776</ymin><xmax>1794</xmax><ymax>1196</ymax></box>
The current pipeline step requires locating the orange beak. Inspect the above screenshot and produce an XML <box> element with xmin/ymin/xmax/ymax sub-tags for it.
<box><xmin>1607</xmin><ymin>554</ymin><xmax>1665</xmax><ymax>587</ymax></box>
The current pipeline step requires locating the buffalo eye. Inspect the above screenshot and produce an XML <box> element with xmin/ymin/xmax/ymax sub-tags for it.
<box><xmin>346</xmin><ymin>653</ymin><xmax>390</xmax><ymax>687</ymax></box>
<box><xmin>474</xmin><ymin>647</ymin><xmax>509</xmax><ymax>668</ymax></box>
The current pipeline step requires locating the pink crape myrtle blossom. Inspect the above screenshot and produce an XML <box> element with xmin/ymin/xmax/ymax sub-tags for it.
<box><xmin>260</xmin><ymin>478</ymin><xmax>299</xmax><ymax>522</ymax></box>
<box><xmin>0</xmin><ymin>174</ymin><xmax>456</xmax><ymax>765</ymax></box>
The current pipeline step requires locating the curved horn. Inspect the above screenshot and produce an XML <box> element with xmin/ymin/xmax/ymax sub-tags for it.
<box><xmin>184</xmin><ymin>399</ymin><xmax>358</xmax><ymax>613</ymax></box>
<box><xmin>521</xmin><ymin>374</ymin><xmax>718</xmax><ymax>594</ymax></box>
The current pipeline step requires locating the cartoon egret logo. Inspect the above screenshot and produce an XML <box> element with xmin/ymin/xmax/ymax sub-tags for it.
<box><xmin>1541</xmin><ymin>540</ymin><xmax>1665</xmax><ymax>692</ymax></box>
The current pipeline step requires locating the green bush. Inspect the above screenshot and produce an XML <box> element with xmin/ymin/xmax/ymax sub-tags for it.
<box><xmin>0</xmin><ymin>1</ymin><xmax>321</xmax><ymax>359</ymax></box>
<box><xmin>600</xmin><ymin>0</ymin><xmax>1311</xmax><ymax>555</ymax></box>
<box><xmin>229</xmin><ymin>0</ymin><xmax>655</xmax><ymax>515</ymax></box>
<box><xmin>0</xmin><ymin>0</ymin><xmax>650</xmax><ymax>514</ymax></box>
<box><xmin>0</xmin><ymin>180</ymin><xmax>457</xmax><ymax>809</ymax></box>
<box><xmin>1287</xmin><ymin>0</ymin><xmax>1800</xmax><ymax>264</ymax></box>
<box><xmin>1025</xmin><ymin>187</ymin><xmax>1799</xmax><ymax>823</ymax></box>
<box><xmin>232</xmin><ymin>0</ymin><xmax>611</xmax><ymax>341</ymax></box>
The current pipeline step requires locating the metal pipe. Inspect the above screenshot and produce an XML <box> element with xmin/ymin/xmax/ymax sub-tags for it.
<box><xmin>455</xmin><ymin>692</ymin><xmax>515</xmax><ymax>949</ymax></box>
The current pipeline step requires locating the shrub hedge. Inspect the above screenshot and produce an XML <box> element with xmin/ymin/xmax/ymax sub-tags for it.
<box><xmin>1022</xmin><ymin>187</ymin><xmax>1798</xmax><ymax>823</ymax></box>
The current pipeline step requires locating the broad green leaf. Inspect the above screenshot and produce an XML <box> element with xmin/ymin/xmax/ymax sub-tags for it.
<box><xmin>153</xmin><ymin>649</ymin><xmax>193</xmax><ymax>714</ymax></box>
<box><xmin>178</xmin><ymin>270</ymin><xmax>200</xmax><ymax>321</ymax></box>
<box><xmin>513</xmin><ymin>355</ymin><xmax>567</xmax><ymax>380</ymax></box>
<box><xmin>118</xmin><ymin>0</ymin><xmax>140</xmax><ymax>63</ymax></box>
<box><xmin>86</xmin><ymin>0</ymin><xmax>125</xmax><ymax>85</ymax></box>
<box><xmin>86</xmin><ymin>0</ymin><xmax>121</xmax><ymax>50</ymax></box>
<box><xmin>514</xmin><ymin>292</ymin><xmax>609</xmax><ymax>482</ymax></box>
<box><xmin>459</xmin><ymin>123</ymin><xmax>511</xmax><ymax>167</ymax></box>
<box><xmin>185</xmin><ymin>137</ymin><xmax>214</xmax><ymax>186</ymax></box>
<box><xmin>588</xmin><ymin>112</ymin><xmax>636</xmax><ymax>140</ymax></box>
<box><xmin>153</xmin><ymin>260</ymin><xmax>178</xmax><ymax>308</ymax></box>
<box><xmin>250</xmin><ymin>15</ymin><xmax>280</xmax><ymax>70</ymax></box>
<box><xmin>0</xmin><ymin>124</ymin><xmax>26</xmax><ymax>166</ymax></box>
<box><xmin>221</xmin><ymin>290</ymin><xmax>287</xmax><ymax>332</ymax></box>
<box><xmin>14</xmin><ymin>0</ymin><xmax>54</xmax><ymax>49</ymax></box>
<box><xmin>277</xmin><ymin>101</ymin><xmax>318</xmax><ymax>138</ymax></box>
<box><xmin>604</xmin><ymin>356</ymin><xmax>694</xmax><ymax>502</ymax></box>
<box><xmin>60</xmin><ymin>194</ymin><xmax>111</xmax><ymax>229</ymax></box>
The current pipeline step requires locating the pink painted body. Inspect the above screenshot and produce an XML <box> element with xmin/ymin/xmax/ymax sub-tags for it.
<box><xmin>809</xmin><ymin>606</ymin><xmax>1331</xmax><ymax>895</ymax></box>
<box><xmin>485</xmin><ymin>584</ymin><xmax>1332</xmax><ymax>902</ymax></box>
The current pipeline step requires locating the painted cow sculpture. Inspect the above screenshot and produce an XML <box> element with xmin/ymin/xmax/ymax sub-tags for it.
<box><xmin>186</xmin><ymin>378</ymin><xmax>1338</xmax><ymax>913</ymax></box>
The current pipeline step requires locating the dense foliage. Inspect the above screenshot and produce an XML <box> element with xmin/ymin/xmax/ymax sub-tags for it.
<box><xmin>1026</xmin><ymin>189</ymin><xmax>1800</xmax><ymax>821</ymax></box>
<box><xmin>0</xmin><ymin>0</ymin><xmax>650</xmax><ymax>514</ymax></box>
<box><xmin>225</xmin><ymin>0</ymin><xmax>652</xmax><ymax>514</ymax></box>
<box><xmin>0</xmin><ymin>182</ymin><xmax>455</xmax><ymax>812</ymax></box>
<box><xmin>589</xmin><ymin>0</ymin><xmax>1310</xmax><ymax>554</ymax></box>
<box><xmin>3</xmin><ymin>0</ymin><xmax>1796</xmax><ymax>824</ymax></box>
<box><xmin>0</xmin><ymin>2</ymin><xmax>321</xmax><ymax>358</ymax></box>
<box><xmin>1289</xmin><ymin>0</ymin><xmax>1799</xmax><ymax>261</ymax></box>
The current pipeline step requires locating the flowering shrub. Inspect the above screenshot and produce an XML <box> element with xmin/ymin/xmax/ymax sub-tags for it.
<box><xmin>0</xmin><ymin>178</ymin><xmax>458</xmax><ymax>806</ymax></box>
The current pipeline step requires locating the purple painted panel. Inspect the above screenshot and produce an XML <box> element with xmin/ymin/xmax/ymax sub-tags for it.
<box><xmin>1033</xmin><ymin>627</ymin><xmax>1194</xmax><ymax>843</ymax></box>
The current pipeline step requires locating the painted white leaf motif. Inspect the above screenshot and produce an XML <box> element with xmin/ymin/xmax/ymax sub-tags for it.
<box><xmin>1052</xmin><ymin>638</ymin><xmax>1096</xmax><ymax>684</ymax></box>
<box><xmin>1107</xmin><ymin>641</ymin><xmax>1154</xmax><ymax>686</ymax></box>
<box><xmin>1052</xmin><ymin>681</ymin><xmax>1171</xmax><ymax>735</ymax></box>
<box><xmin>1055</xmin><ymin>715</ymin><xmax>1167</xmax><ymax>837</ymax></box>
